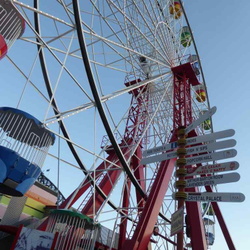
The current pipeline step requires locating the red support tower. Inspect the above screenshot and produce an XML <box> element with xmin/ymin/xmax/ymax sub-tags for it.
<box><xmin>123</xmin><ymin>62</ymin><xmax>207</xmax><ymax>250</ymax></box>
<box><xmin>172</xmin><ymin>63</ymin><xmax>207</xmax><ymax>249</ymax></box>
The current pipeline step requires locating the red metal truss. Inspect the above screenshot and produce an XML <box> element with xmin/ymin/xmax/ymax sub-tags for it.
<box><xmin>171</xmin><ymin>62</ymin><xmax>200</xmax><ymax>87</ymax></box>
<box><xmin>124</xmin><ymin>79</ymin><xmax>148</xmax><ymax>142</ymax></box>
<box><xmin>80</xmin><ymin>144</ymin><xmax>144</xmax><ymax>217</ymax></box>
<box><xmin>172</xmin><ymin>63</ymin><xmax>194</xmax><ymax>129</ymax></box>
<box><xmin>118</xmin><ymin>177</ymin><xmax>132</xmax><ymax>249</ymax></box>
<box><xmin>185</xmin><ymin>187</ymin><xmax>207</xmax><ymax>249</ymax></box>
<box><xmin>59</xmin><ymin>152</ymin><xmax>123</xmax><ymax>210</ymax></box>
<box><xmin>173</xmin><ymin>64</ymin><xmax>207</xmax><ymax>249</ymax></box>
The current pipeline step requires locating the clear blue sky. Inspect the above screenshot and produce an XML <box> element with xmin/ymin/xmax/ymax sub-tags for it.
<box><xmin>185</xmin><ymin>1</ymin><xmax>250</xmax><ymax>249</ymax></box>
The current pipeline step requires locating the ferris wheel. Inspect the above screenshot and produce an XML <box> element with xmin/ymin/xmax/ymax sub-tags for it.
<box><xmin>0</xmin><ymin>0</ymin><xmax>238</xmax><ymax>249</ymax></box>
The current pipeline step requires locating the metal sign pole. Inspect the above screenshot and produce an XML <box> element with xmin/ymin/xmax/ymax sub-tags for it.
<box><xmin>175</xmin><ymin>127</ymin><xmax>187</xmax><ymax>250</ymax></box>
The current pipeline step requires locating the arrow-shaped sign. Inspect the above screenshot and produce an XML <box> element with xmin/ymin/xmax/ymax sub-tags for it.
<box><xmin>185</xmin><ymin>172</ymin><xmax>240</xmax><ymax>188</ymax></box>
<box><xmin>143</xmin><ymin>129</ymin><xmax>235</xmax><ymax>157</ymax></box>
<box><xmin>178</xmin><ymin>192</ymin><xmax>245</xmax><ymax>203</ymax></box>
<box><xmin>185</xmin><ymin>106</ymin><xmax>217</xmax><ymax>134</ymax></box>
<box><xmin>186</xmin><ymin>161</ymin><xmax>239</xmax><ymax>176</ymax></box>
<box><xmin>141</xmin><ymin>146</ymin><xmax>237</xmax><ymax>166</ymax></box>
<box><xmin>184</xmin><ymin>139</ymin><xmax>236</xmax><ymax>156</ymax></box>
<box><xmin>184</xmin><ymin>149</ymin><xmax>237</xmax><ymax>166</ymax></box>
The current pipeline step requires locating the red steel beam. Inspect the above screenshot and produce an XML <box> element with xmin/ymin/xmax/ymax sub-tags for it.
<box><xmin>131</xmin><ymin>146</ymin><xmax>146</xmax><ymax>209</ymax></box>
<box><xmin>122</xmin><ymin>157</ymin><xmax>176</xmax><ymax>250</ymax></box>
<box><xmin>118</xmin><ymin>145</ymin><xmax>145</xmax><ymax>248</ymax></box>
<box><xmin>184</xmin><ymin>134</ymin><xmax>207</xmax><ymax>249</ymax></box>
<box><xmin>118</xmin><ymin>178</ymin><xmax>131</xmax><ymax>249</ymax></box>
<box><xmin>81</xmin><ymin>166</ymin><xmax>122</xmax><ymax>216</ymax></box>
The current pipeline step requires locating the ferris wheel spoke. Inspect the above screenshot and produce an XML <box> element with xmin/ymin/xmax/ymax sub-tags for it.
<box><xmin>22</xmin><ymin>23</ymin><xmax>94</xmax><ymax>105</ymax></box>
<box><xmin>127</xmin><ymin>0</ymin><xmax>168</xmax><ymax>57</ymax></box>
<box><xmin>108</xmin><ymin>1</ymin><xmax>167</xmax><ymax>63</ymax></box>
<box><xmin>84</xmin><ymin>28</ymin><xmax>169</xmax><ymax>73</ymax></box>
<box><xmin>72</xmin><ymin>1</ymin><xmax>148</xmax><ymax>207</ymax></box>
<box><xmin>13</xmin><ymin>0</ymin><xmax>74</xmax><ymax>27</ymax></box>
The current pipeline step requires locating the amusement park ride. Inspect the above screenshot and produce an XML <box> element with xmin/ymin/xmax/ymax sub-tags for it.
<box><xmin>0</xmin><ymin>0</ymin><xmax>245</xmax><ymax>249</ymax></box>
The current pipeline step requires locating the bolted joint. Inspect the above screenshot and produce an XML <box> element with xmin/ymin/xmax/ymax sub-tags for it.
<box><xmin>175</xmin><ymin>180</ymin><xmax>186</xmax><ymax>188</ymax></box>
<box><xmin>176</xmin><ymin>168</ymin><xmax>187</xmax><ymax>177</ymax></box>
<box><xmin>174</xmin><ymin>191</ymin><xmax>187</xmax><ymax>200</ymax></box>
<box><xmin>177</xmin><ymin>128</ymin><xmax>186</xmax><ymax>137</ymax></box>
<box><xmin>176</xmin><ymin>158</ymin><xmax>187</xmax><ymax>167</ymax></box>
<box><xmin>177</xmin><ymin>147</ymin><xmax>187</xmax><ymax>157</ymax></box>
<box><xmin>177</xmin><ymin>138</ymin><xmax>187</xmax><ymax>146</ymax></box>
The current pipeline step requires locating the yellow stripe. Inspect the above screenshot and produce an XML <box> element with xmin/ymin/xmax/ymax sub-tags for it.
<box><xmin>0</xmin><ymin>195</ymin><xmax>11</xmax><ymax>205</ymax></box>
<box><xmin>25</xmin><ymin>197</ymin><xmax>45</xmax><ymax>212</ymax></box>
<box><xmin>23</xmin><ymin>206</ymin><xmax>44</xmax><ymax>219</ymax></box>
<box><xmin>26</xmin><ymin>190</ymin><xmax>56</xmax><ymax>206</ymax></box>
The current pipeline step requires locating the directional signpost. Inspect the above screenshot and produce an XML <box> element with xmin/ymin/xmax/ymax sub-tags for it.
<box><xmin>165</xmin><ymin>107</ymin><xmax>244</xmax><ymax>249</ymax></box>
<box><xmin>186</xmin><ymin>161</ymin><xmax>239</xmax><ymax>176</ymax></box>
<box><xmin>141</xmin><ymin>106</ymin><xmax>245</xmax><ymax>208</ymax></box>
<box><xmin>184</xmin><ymin>173</ymin><xmax>240</xmax><ymax>188</ymax></box>
<box><xmin>182</xmin><ymin>192</ymin><xmax>245</xmax><ymax>203</ymax></box>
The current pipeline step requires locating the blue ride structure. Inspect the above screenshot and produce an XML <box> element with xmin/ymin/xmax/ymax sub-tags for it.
<box><xmin>0</xmin><ymin>107</ymin><xmax>55</xmax><ymax>196</ymax></box>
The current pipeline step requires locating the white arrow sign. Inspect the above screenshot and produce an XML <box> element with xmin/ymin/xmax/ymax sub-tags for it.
<box><xmin>185</xmin><ymin>172</ymin><xmax>240</xmax><ymax>188</ymax></box>
<box><xmin>185</xmin><ymin>106</ymin><xmax>217</xmax><ymax>134</ymax></box>
<box><xmin>186</xmin><ymin>161</ymin><xmax>239</xmax><ymax>176</ymax></box>
<box><xmin>184</xmin><ymin>149</ymin><xmax>237</xmax><ymax>166</ymax></box>
<box><xmin>141</xmin><ymin>151</ymin><xmax>176</xmax><ymax>165</ymax></box>
<box><xmin>184</xmin><ymin>139</ymin><xmax>236</xmax><ymax>156</ymax></box>
<box><xmin>141</xmin><ymin>139</ymin><xmax>236</xmax><ymax>165</ymax></box>
<box><xmin>181</xmin><ymin>192</ymin><xmax>245</xmax><ymax>203</ymax></box>
<box><xmin>143</xmin><ymin>129</ymin><xmax>235</xmax><ymax>157</ymax></box>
